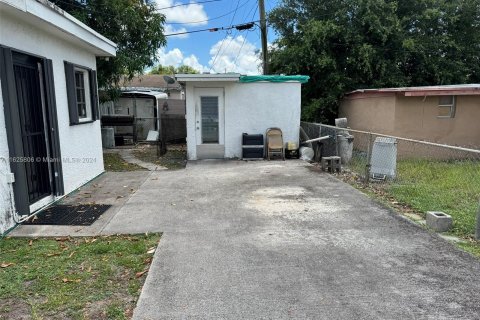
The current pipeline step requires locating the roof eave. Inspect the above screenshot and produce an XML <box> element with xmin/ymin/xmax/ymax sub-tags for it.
<box><xmin>346</xmin><ymin>87</ymin><xmax>480</xmax><ymax>97</ymax></box>
<box><xmin>404</xmin><ymin>89</ymin><xmax>480</xmax><ymax>96</ymax></box>
<box><xmin>175</xmin><ymin>73</ymin><xmax>241</xmax><ymax>83</ymax></box>
<box><xmin>2</xmin><ymin>0</ymin><xmax>117</xmax><ymax>57</ymax></box>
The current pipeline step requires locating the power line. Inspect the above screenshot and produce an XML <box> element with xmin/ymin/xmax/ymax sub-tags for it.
<box><xmin>232</xmin><ymin>5</ymin><xmax>258</xmax><ymax>67</ymax></box>
<box><xmin>209</xmin><ymin>0</ymin><xmax>243</xmax><ymax>72</ymax></box>
<box><xmin>157</xmin><ymin>0</ymin><xmax>222</xmax><ymax>11</ymax></box>
<box><xmin>165</xmin><ymin>20</ymin><xmax>258</xmax><ymax>37</ymax></box>
<box><xmin>168</xmin><ymin>0</ymin><xmax>251</xmax><ymax>25</ymax></box>
<box><xmin>240</xmin><ymin>0</ymin><xmax>257</xmax><ymax>22</ymax></box>
<box><xmin>232</xmin><ymin>31</ymin><xmax>251</xmax><ymax>67</ymax></box>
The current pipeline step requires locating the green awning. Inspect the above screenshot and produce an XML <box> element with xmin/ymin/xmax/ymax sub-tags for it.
<box><xmin>239</xmin><ymin>75</ymin><xmax>310</xmax><ymax>83</ymax></box>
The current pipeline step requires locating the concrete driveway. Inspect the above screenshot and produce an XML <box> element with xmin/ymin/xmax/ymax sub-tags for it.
<box><xmin>100</xmin><ymin>160</ymin><xmax>480</xmax><ymax>319</ymax></box>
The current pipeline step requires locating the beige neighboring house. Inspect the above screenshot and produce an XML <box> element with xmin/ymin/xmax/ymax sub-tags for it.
<box><xmin>122</xmin><ymin>74</ymin><xmax>184</xmax><ymax>100</ymax></box>
<box><xmin>339</xmin><ymin>84</ymin><xmax>480</xmax><ymax>149</ymax></box>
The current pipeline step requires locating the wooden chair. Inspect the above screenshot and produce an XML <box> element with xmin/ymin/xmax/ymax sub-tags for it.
<box><xmin>266</xmin><ymin>127</ymin><xmax>285</xmax><ymax>160</ymax></box>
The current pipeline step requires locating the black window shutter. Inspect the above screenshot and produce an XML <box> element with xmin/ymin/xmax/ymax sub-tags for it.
<box><xmin>64</xmin><ymin>61</ymin><xmax>79</xmax><ymax>125</ymax></box>
<box><xmin>89</xmin><ymin>70</ymin><xmax>99</xmax><ymax>120</ymax></box>
<box><xmin>45</xmin><ymin>59</ymin><xmax>65</xmax><ymax>196</ymax></box>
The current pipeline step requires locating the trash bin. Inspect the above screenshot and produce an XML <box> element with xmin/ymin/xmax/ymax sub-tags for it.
<box><xmin>101</xmin><ymin>128</ymin><xmax>115</xmax><ymax>148</ymax></box>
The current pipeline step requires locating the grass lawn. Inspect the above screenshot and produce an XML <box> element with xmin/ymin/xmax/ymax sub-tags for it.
<box><xmin>133</xmin><ymin>144</ymin><xmax>186</xmax><ymax>170</ymax></box>
<box><xmin>103</xmin><ymin>153</ymin><xmax>146</xmax><ymax>172</ymax></box>
<box><xmin>0</xmin><ymin>234</ymin><xmax>160</xmax><ymax>319</ymax></box>
<box><xmin>342</xmin><ymin>157</ymin><xmax>480</xmax><ymax>256</ymax></box>
<box><xmin>390</xmin><ymin>159</ymin><xmax>480</xmax><ymax>237</ymax></box>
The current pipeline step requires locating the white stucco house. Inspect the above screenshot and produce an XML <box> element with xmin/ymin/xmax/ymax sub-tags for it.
<box><xmin>175</xmin><ymin>74</ymin><xmax>309</xmax><ymax>160</ymax></box>
<box><xmin>0</xmin><ymin>0</ymin><xmax>116</xmax><ymax>235</ymax></box>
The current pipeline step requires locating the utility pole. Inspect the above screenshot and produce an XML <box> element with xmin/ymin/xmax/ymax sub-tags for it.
<box><xmin>259</xmin><ymin>0</ymin><xmax>268</xmax><ymax>75</ymax></box>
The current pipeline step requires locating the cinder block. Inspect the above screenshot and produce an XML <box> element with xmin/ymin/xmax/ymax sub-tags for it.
<box><xmin>321</xmin><ymin>156</ymin><xmax>342</xmax><ymax>173</ymax></box>
<box><xmin>426</xmin><ymin>211</ymin><xmax>452</xmax><ymax>232</ymax></box>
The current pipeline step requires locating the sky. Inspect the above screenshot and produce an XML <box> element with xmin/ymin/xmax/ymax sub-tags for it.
<box><xmin>154</xmin><ymin>0</ymin><xmax>280</xmax><ymax>74</ymax></box>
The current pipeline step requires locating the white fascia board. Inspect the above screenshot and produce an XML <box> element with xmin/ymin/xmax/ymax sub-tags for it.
<box><xmin>1</xmin><ymin>0</ymin><xmax>117</xmax><ymax>56</ymax></box>
<box><xmin>175</xmin><ymin>73</ymin><xmax>241</xmax><ymax>82</ymax></box>
<box><xmin>2</xmin><ymin>0</ymin><xmax>26</xmax><ymax>10</ymax></box>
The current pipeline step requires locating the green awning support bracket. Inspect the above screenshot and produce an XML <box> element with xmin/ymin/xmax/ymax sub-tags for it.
<box><xmin>239</xmin><ymin>75</ymin><xmax>310</xmax><ymax>83</ymax></box>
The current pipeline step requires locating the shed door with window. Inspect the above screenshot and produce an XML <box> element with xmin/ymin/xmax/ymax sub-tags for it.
<box><xmin>195</xmin><ymin>88</ymin><xmax>225</xmax><ymax>159</ymax></box>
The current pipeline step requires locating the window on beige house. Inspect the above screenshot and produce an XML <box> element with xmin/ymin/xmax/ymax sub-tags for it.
<box><xmin>438</xmin><ymin>96</ymin><xmax>456</xmax><ymax>118</ymax></box>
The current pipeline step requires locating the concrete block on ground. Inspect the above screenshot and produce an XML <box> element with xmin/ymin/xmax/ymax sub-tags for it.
<box><xmin>321</xmin><ymin>156</ymin><xmax>341</xmax><ymax>173</ymax></box>
<box><xmin>426</xmin><ymin>211</ymin><xmax>452</xmax><ymax>232</ymax></box>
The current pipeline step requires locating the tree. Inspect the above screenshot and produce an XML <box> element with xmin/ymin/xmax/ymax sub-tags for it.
<box><xmin>176</xmin><ymin>65</ymin><xmax>200</xmax><ymax>74</ymax></box>
<box><xmin>51</xmin><ymin>0</ymin><xmax>166</xmax><ymax>100</ymax></box>
<box><xmin>268</xmin><ymin>0</ymin><xmax>480</xmax><ymax>123</ymax></box>
<box><xmin>396</xmin><ymin>0</ymin><xmax>480</xmax><ymax>85</ymax></box>
<box><xmin>149</xmin><ymin>65</ymin><xmax>176</xmax><ymax>75</ymax></box>
<box><xmin>149</xmin><ymin>65</ymin><xmax>200</xmax><ymax>75</ymax></box>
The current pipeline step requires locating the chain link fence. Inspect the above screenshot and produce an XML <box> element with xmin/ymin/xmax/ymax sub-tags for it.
<box><xmin>301</xmin><ymin>121</ymin><xmax>480</xmax><ymax>239</ymax></box>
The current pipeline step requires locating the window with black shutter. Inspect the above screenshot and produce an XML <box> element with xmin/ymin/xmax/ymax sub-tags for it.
<box><xmin>64</xmin><ymin>61</ymin><xmax>99</xmax><ymax>125</ymax></box>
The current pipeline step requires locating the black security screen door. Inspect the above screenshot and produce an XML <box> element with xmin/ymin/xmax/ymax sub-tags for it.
<box><xmin>12</xmin><ymin>53</ymin><xmax>52</xmax><ymax>204</ymax></box>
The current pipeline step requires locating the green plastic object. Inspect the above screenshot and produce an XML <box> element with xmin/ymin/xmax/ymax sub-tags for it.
<box><xmin>239</xmin><ymin>75</ymin><xmax>310</xmax><ymax>83</ymax></box>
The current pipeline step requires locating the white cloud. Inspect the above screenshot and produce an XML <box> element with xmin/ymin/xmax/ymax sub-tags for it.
<box><xmin>208</xmin><ymin>35</ymin><xmax>262</xmax><ymax>74</ymax></box>
<box><xmin>183</xmin><ymin>54</ymin><xmax>208</xmax><ymax>73</ymax></box>
<box><xmin>164</xmin><ymin>24</ymin><xmax>188</xmax><ymax>39</ymax></box>
<box><xmin>156</xmin><ymin>48</ymin><xmax>208</xmax><ymax>73</ymax></box>
<box><xmin>156</xmin><ymin>0</ymin><xmax>208</xmax><ymax>26</ymax></box>
<box><xmin>157</xmin><ymin>48</ymin><xmax>184</xmax><ymax>66</ymax></box>
<box><xmin>156</xmin><ymin>36</ymin><xmax>262</xmax><ymax>75</ymax></box>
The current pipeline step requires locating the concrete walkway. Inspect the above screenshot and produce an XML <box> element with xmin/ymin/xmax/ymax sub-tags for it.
<box><xmin>100</xmin><ymin>161</ymin><xmax>480</xmax><ymax>320</ymax></box>
<box><xmin>10</xmin><ymin>171</ymin><xmax>151</xmax><ymax>237</ymax></box>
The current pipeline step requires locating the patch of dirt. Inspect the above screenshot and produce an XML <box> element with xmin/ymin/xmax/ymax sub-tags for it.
<box><xmin>133</xmin><ymin>144</ymin><xmax>186</xmax><ymax>170</ymax></box>
<box><xmin>336</xmin><ymin>169</ymin><xmax>425</xmax><ymax>217</ymax></box>
<box><xmin>103</xmin><ymin>152</ymin><xmax>146</xmax><ymax>172</ymax></box>
<box><xmin>81</xmin><ymin>265</ymin><xmax>141</xmax><ymax>320</ymax></box>
<box><xmin>83</xmin><ymin>297</ymin><xmax>132</xmax><ymax>320</ymax></box>
<box><xmin>309</xmin><ymin>163</ymin><xmax>427</xmax><ymax>221</ymax></box>
<box><xmin>0</xmin><ymin>298</ymin><xmax>30</xmax><ymax>320</ymax></box>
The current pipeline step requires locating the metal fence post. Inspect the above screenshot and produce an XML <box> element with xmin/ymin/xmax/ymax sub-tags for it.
<box><xmin>335</xmin><ymin>132</ymin><xmax>339</xmax><ymax>157</ymax></box>
<box><xmin>316</xmin><ymin>124</ymin><xmax>322</xmax><ymax>162</ymax></box>
<box><xmin>365</xmin><ymin>132</ymin><xmax>373</xmax><ymax>186</ymax></box>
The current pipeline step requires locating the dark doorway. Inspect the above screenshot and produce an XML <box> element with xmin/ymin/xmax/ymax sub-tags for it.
<box><xmin>12</xmin><ymin>53</ymin><xmax>52</xmax><ymax>205</ymax></box>
<box><xmin>1</xmin><ymin>46</ymin><xmax>64</xmax><ymax>216</ymax></box>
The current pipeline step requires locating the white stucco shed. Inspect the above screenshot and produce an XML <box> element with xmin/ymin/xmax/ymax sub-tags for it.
<box><xmin>176</xmin><ymin>74</ymin><xmax>308</xmax><ymax>160</ymax></box>
<box><xmin>0</xmin><ymin>0</ymin><xmax>116</xmax><ymax>234</ymax></box>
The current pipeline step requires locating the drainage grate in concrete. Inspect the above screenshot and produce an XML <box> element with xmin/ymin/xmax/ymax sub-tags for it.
<box><xmin>23</xmin><ymin>204</ymin><xmax>111</xmax><ymax>226</ymax></box>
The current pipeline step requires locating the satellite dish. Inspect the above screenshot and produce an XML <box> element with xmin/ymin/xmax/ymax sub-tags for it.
<box><xmin>163</xmin><ymin>75</ymin><xmax>175</xmax><ymax>84</ymax></box>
